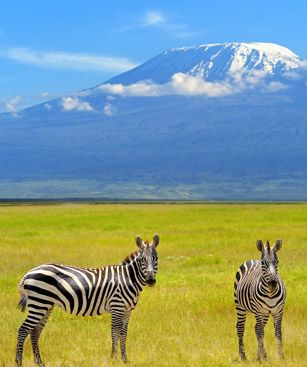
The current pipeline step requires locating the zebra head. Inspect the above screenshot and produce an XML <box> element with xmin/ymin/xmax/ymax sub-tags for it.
<box><xmin>135</xmin><ymin>234</ymin><xmax>159</xmax><ymax>287</ymax></box>
<box><xmin>257</xmin><ymin>239</ymin><xmax>282</xmax><ymax>291</ymax></box>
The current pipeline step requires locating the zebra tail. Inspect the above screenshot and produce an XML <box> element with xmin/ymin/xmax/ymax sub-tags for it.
<box><xmin>17</xmin><ymin>275</ymin><xmax>28</xmax><ymax>312</ymax></box>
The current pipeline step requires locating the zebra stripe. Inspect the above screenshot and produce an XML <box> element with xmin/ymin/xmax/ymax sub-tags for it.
<box><xmin>16</xmin><ymin>234</ymin><xmax>159</xmax><ymax>366</ymax></box>
<box><xmin>234</xmin><ymin>240</ymin><xmax>286</xmax><ymax>361</ymax></box>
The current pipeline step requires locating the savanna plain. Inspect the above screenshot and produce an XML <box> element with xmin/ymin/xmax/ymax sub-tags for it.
<box><xmin>0</xmin><ymin>203</ymin><xmax>306</xmax><ymax>367</ymax></box>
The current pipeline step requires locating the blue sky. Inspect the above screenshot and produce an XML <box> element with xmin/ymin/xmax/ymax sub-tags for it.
<box><xmin>1</xmin><ymin>0</ymin><xmax>307</xmax><ymax>112</ymax></box>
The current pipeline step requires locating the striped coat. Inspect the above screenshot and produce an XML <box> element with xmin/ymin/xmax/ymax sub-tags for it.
<box><xmin>234</xmin><ymin>240</ymin><xmax>286</xmax><ymax>361</ymax></box>
<box><xmin>16</xmin><ymin>234</ymin><xmax>159</xmax><ymax>366</ymax></box>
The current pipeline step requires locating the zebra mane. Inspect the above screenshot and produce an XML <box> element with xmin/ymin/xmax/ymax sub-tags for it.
<box><xmin>121</xmin><ymin>250</ymin><xmax>140</xmax><ymax>265</ymax></box>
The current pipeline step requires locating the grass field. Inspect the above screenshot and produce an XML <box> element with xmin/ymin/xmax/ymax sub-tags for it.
<box><xmin>0</xmin><ymin>203</ymin><xmax>307</xmax><ymax>367</ymax></box>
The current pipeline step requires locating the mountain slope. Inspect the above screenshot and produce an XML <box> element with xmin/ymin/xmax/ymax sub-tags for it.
<box><xmin>1</xmin><ymin>42</ymin><xmax>307</xmax><ymax>200</ymax></box>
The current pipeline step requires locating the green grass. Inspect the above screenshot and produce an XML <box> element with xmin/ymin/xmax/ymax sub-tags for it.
<box><xmin>1</xmin><ymin>203</ymin><xmax>307</xmax><ymax>366</ymax></box>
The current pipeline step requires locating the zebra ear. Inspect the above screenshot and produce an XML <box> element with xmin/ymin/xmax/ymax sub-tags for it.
<box><xmin>135</xmin><ymin>236</ymin><xmax>143</xmax><ymax>249</ymax></box>
<box><xmin>273</xmin><ymin>239</ymin><xmax>282</xmax><ymax>252</ymax></box>
<box><xmin>152</xmin><ymin>234</ymin><xmax>160</xmax><ymax>248</ymax></box>
<box><xmin>256</xmin><ymin>240</ymin><xmax>264</xmax><ymax>253</ymax></box>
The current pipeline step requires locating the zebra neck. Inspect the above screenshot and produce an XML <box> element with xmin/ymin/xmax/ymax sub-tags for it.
<box><xmin>125</xmin><ymin>254</ymin><xmax>147</xmax><ymax>289</ymax></box>
<box><xmin>259</xmin><ymin>275</ymin><xmax>274</xmax><ymax>295</ymax></box>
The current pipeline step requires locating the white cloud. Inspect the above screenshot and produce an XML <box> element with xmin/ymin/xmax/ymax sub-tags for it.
<box><xmin>228</xmin><ymin>69</ymin><xmax>290</xmax><ymax>93</ymax></box>
<box><xmin>228</xmin><ymin>69</ymin><xmax>267</xmax><ymax>89</ymax></box>
<box><xmin>170</xmin><ymin>73</ymin><xmax>236</xmax><ymax>96</ymax></box>
<box><xmin>282</xmin><ymin>70</ymin><xmax>303</xmax><ymax>80</ymax></box>
<box><xmin>99</xmin><ymin>80</ymin><xmax>166</xmax><ymax>96</ymax></box>
<box><xmin>263</xmin><ymin>81</ymin><xmax>288</xmax><ymax>93</ymax></box>
<box><xmin>103</xmin><ymin>103</ymin><xmax>116</xmax><ymax>116</ymax></box>
<box><xmin>5</xmin><ymin>96</ymin><xmax>22</xmax><ymax>114</ymax></box>
<box><xmin>40</xmin><ymin>92</ymin><xmax>52</xmax><ymax>98</ymax></box>
<box><xmin>62</xmin><ymin>97</ymin><xmax>94</xmax><ymax>112</ymax></box>
<box><xmin>0</xmin><ymin>47</ymin><xmax>138</xmax><ymax>73</ymax></box>
<box><xmin>99</xmin><ymin>69</ymin><xmax>293</xmax><ymax>98</ymax></box>
<box><xmin>99</xmin><ymin>81</ymin><xmax>159</xmax><ymax>96</ymax></box>
<box><xmin>142</xmin><ymin>11</ymin><xmax>166</xmax><ymax>26</ymax></box>
<box><xmin>116</xmin><ymin>10</ymin><xmax>201</xmax><ymax>39</ymax></box>
<box><xmin>0</xmin><ymin>91</ymin><xmax>62</xmax><ymax>113</ymax></box>
<box><xmin>99</xmin><ymin>73</ymin><xmax>238</xmax><ymax>98</ymax></box>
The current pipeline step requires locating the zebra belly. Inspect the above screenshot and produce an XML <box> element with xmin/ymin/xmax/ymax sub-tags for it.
<box><xmin>77</xmin><ymin>283</ymin><xmax>139</xmax><ymax>316</ymax></box>
<box><xmin>75</xmin><ymin>282</ymin><xmax>115</xmax><ymax>316</ymax></box>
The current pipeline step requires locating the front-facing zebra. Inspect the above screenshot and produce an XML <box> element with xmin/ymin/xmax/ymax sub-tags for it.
<box><xmin>16</xmin><ymin>234</ymin><xmax>160</xmax><ymax>366</ymax></box>
<box><xmin>234</xmin><ymin>240</ymin><xmax>286</xmax><ymax>361</ymax></box>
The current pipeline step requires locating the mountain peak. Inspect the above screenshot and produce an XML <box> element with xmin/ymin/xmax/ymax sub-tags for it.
<box><xmin>169</xmin><ymin>42</ymin><xmax>299</xmax><ymax>58</ymax></box>
<box><xmin>107</xmin><ymin>42</ymin><xmax>301</xmax><ymax>85</ymax></box>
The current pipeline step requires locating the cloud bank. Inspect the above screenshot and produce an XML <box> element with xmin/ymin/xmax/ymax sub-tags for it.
<box><xmin>0</xmin><ymin>47</ymin><xmax>138</xmax><ymax>72</ymax></box>
<box><xmin>98</xmin><ymin>70</ymin><xmax>286</xmax><ymax>98</ymax></box>
<box><xmin>99</xmin><ymin>73</ymin><xmax>236</xmax><ymax>97</ymax></box>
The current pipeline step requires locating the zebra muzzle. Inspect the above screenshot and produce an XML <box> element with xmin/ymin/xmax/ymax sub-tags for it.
<box><xmin>146</xmin><ymin>275</ymin><xmax>156</xmax><ymax>287</ymax></box>
<box><xmin>268</xmin><ymin>279</ymin><xmax>278</xmax><ymax>290</ymax></box>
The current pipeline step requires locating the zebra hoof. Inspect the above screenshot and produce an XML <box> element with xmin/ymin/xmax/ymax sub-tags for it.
<box><xmin>34</xmin><ymin>358</ymin><xmax>45</xmax><ymax>367</ymax></box>
<box><xmin>257</xmin><ymin>353</ymin><xmax>267</xmax><ymax>362</ymax></box>
<box><xmin>122</xmin><ymin>356</ymin><xmax>128</xmax><ymax>363</ymax></box>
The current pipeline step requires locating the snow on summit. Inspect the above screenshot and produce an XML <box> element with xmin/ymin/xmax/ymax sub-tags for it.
<box><xmin>107</xmin><ymin>42</ymin><xmax>301</xmax><ymax>85</ymax></box>
<box><xmin>184</xmin><ymin>42</ymin><xmax>301</xmax><ymax>77</ymax></box>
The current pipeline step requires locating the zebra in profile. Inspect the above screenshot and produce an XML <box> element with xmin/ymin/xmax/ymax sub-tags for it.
<box><xmin>16</xmin><ymin>234</ymin><xmax>160</xmax><ymax>366</ymax></box>
<box><xmin>234</xmin><ymin>240</ymin><xmax>286</xmax><ymax>361</ymax></box>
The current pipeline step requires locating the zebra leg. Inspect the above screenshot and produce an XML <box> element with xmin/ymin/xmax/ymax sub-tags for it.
<box><xmin>119</xmin><ymin>312</ymin><xmax>131</xmax><ymax>363</ymax></box>
<box><xmin>16</xmin><ymin>305</ymin><xmax>53</xmax><ymax>366</ymax></box>
<box><xmin>255</xmin><ymin>314</ymin><xmax>267</xmax><ymax>361</ymax></box>
<box><xmin>30</xmin><ymin>307</ymin><xmax>53</xmax><ymax>367</ymax></box>
<box><xmin>273</xmin><ymin>312</ymin><xmax>284</xmax><ymax>358</ymax></box>
<box><xmin>236</xmin><ymin>307</ymin><xmax>247</xmax><ymax>360</ymax></box>
<box><xmin>110</xmin><ymin>311</ymin><xmax>123</xmax><ymax>360</ymax></box>
<box><xmin>16</xmin><ymin>323</ymin><xmax>30</xmax><ymax>366</ymax></box>
<box><xmin>262</xmin><ymin>314</ymin><xmax>269</xmax><ymax>328</ymax></box>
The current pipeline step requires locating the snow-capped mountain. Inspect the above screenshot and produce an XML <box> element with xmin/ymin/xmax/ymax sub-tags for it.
<box><xmin>105</xmin><ymin>42</ymin><xmax>302</xmax><ymax>85</ymax></box>
<box><xmin>1</xmin><ymin>42</ymin><xmax>307</xmax><ymax>200</ymax></box>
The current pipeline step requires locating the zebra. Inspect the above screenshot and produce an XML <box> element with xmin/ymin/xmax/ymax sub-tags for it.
<box><xmin>234</xmin><ymin>239</ymin><xmax>286</xmax><ymax>361</ymax></box>
<box><xmin>16</xmin><ymin>234</ymin><xmax>160</xmax><ymax>366</ymax></box>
